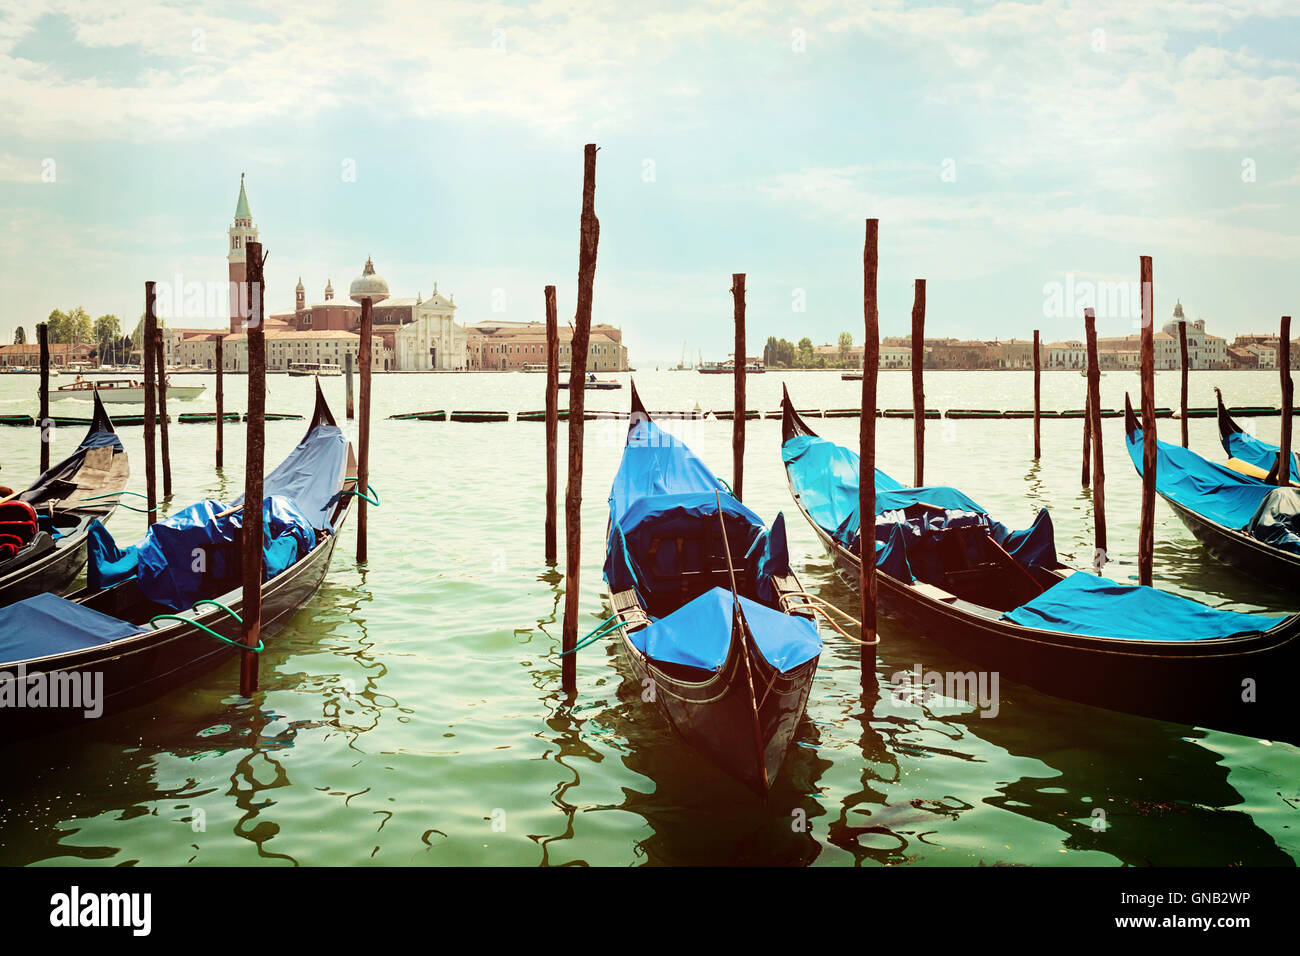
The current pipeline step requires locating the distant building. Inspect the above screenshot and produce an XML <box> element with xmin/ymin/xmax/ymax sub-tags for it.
<box><xmin>395</xmin><ymin>286</ymin><xmax>469</xmax><ymax>370</ymax></box>
<box><xmin>467</xmin><ymin>321</ymin><xmax>628</xmax><ymax>371</ymax></box>
<box><xmin>219</xmin><ymin>329</ymin><xmax>392</xmax><ymax>372</ymax></box>
<box><xmin>1044</xmin><ymin>340</ymin><xmax>1086</xmax><ymax>368</ymax></box>
<box><xmin>0</xmin><ymin>342</ymin><xmax>94</xmax><ymax>368</ymax></box>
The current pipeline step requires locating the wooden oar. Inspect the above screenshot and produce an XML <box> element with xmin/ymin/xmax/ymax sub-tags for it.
<box><xmin>714</xmin><ymin>488</ymin><xmax>770</xmax><ymax>794</ymax></box>
<box><xmin>1225</xmin><ymin>456</ymin><xmax>1299</xmax><ymax>486</ymax></box>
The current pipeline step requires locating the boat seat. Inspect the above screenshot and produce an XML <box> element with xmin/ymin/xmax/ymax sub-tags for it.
<box><xmin>0</xmin><ymin>501</ymin><xmax>38</xmax><ymax>559</ymax></box>
<box><xmin>911</xmin><ymin>580</ymin><xmax>957</xmax><ymax>603</ymax></box>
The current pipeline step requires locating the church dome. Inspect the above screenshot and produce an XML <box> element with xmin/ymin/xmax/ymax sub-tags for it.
<box><xmin>349</xmin><ymin>256</ymin><xmax>389</xmax><ymax>304</ymax></box>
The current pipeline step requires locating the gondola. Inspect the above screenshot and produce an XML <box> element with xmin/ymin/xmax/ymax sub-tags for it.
<box><xmin>600</xmin><ymin>382</ymin><xmax>822</xmax><ymax>794</ymax></box>
<box><xmin>1125</xmin><ymin>394</ymin><xmax>1300</xmax><ymax>588</ymax></box>
<box><xmin>0</xmin><ymin>382</ymin><xmax>356</xmax><ymax>738</ymax></box>
<box><xmin>781</xmin><ymin>385</ymin><xmax>1300</xmax><ymax>740</ymax></box>
<box><xmin>0</xmin><ymin>391</ymin><xmax>128</xmax><ymax>609</ymax></box>
<box><xmin>1215</xmin><ymin>388</ymin><xmax>1299</xmax><ymax>483</ymax></box>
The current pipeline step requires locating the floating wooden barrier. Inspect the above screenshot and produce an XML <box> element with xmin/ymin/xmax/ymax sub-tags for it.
<box><xmin>49</xmin><ymin>414</ymin><xmax>169</xmax><ymax>427</ymax></box>
<box><xmin>179</xmin><ymin>411</ymin><xmax>240</xmax><ymax>423</ymax></box>
<box><xmin>0</xmin><ymin>414</ymin><xmax>34</xmax><ymax>427</ymax></box>
<box><xmin>518</xmin><ymin>409</ymin><xmax>615</xmax><ymax>422</ymax></box>
<box><xmin>825</xmin><ymin>407</ymin><xmax>874</xmax><ymax>418</ymax></box>
<box><xmin>388</xmin><ymin>410</ymin><xmax>447</xmax><ymax>421</ymax></box>
<box><xmin>714</xmin><ymin>409</ymin><xmax>762</xmax><ymax>421</ymax></box>
<box><xmin>883</xmin><ymin>408</ymin><xmax>940</xmax><ymax>419</ymax></box>
<box><xmin>1230</xmin><ymin>405</ymin><xmax>1280</xmax><ymax>417</ymax></box>
<box><xmin>259</xmin><ymin>412</ymin><xmax>304</xmax><ymax>422</ymax></box>
<box><xmin>1062</xmin><ymin>408</ymin><xmax>1121</xmax><ymax>419</ymax></box>
<box><xmin>1153</xmin><ymin>407</ymin><xmax>1174</xmax><ymax>419</ymax></box>
<box><xmin>945</xmin><ymin>409</ymin><xmax>1004</xmax><ymax>419</ymax></box>
<box><xmin>450</xmin><ymin>410</ymin><xmax>509</xmax><ymax>423</ymax></box>
<box><xmin>1181</xmin><ymin>407</ymin><xmax>1217</xmax><ymax>419</ymax></box>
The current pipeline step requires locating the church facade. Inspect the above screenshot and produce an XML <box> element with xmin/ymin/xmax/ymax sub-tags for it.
<box><xmin>394</xmin><ymin>286</ymin><xmax>469</xmax><ymax>370</ymax></box>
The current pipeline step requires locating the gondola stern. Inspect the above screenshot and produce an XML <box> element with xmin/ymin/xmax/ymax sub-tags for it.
<box><xmin>781</xmin><ymin>385</ymin><xmax>818</xmax><ymax>444</ymax></box>
<box><xmin>1123</xmin><ymin>392</ymin><xmax>1140</xmax><ymax>440</ymax></box>
<box><xmin>1216</xmin><ymin>387</ymin><xmax>1243</xmax><ymax>446</ymax></box>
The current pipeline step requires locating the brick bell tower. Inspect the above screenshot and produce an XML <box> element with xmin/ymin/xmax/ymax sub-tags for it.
<box><xmin>227</xmin><ymin>173</ymin><xmax>258</xmax><ymax>333</ymax></box>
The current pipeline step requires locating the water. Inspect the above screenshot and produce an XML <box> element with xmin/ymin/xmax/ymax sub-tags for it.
<box><xmin>0</xmin><ymin>369</ymin><xmax>1297</xmax><ymax>866</ymax></box>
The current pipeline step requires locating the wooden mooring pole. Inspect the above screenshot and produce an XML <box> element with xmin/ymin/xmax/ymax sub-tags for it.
<box><xmin>1275</xmin><ymin>316</ymin><xmax>1293</xmax><ymax>485</ymax></box>
<box><xmin>357</xmin><ymin>299</ymin><xmax>373</xmax><ymax>563</ymax></box>
<box><xmin>1082</xmin><ymin>390</ymin><xmax>1092</xmax><ymax>487</ymax></box>
<box><xmin>561</xmin><ymin>143</ymin><xmax>599</xmax><ymax>695</ymax></box>
<box><xmin>1179</xmin><ymin>319</ymin><xmax>1190</xmax><ymax>448</ymax></box>
<box><xmin>1138</xmin><ymin>256</ymin><xmax>1156</xmax><ymax>587</ymax></box>
<box><xmin>732</xmin><ymin>273</ymin><xmax>746</xmax><ymax>500</ymax></box>
<box><xmin>911</xmin><ymin>279</ymin><xmax>925</xmax><ymax>487</ymax></box>
<box><xmin>215</xmin><ymin>334</ymin><xmax>224</xmax><ymax>468</ymax></box>
<box><xmin>1084</xmin><ymin>308</ymin><xmax>1106</xmax><ymax>567</ymax></box>
<box><xmin>860</xmin><ymin>218</ymin><xmax>880</xmax><ymax>678</ymax></box>
<box><xmin>143</xmin><ymin>282</ymin><xmax>158</xmax><ymax>528</ymax></box>
<box><xmin>240</xmin><ymin>241</ymin><xmax>267</xmax><ymax>696</ymax></box>
<box><xmin>544</xmin><ymin>285</ymin><xmax>559</xmax><ymax>565</ymax></box>
<box><xmin>1032</xmin><ymin>329</ymin><xmax>1041</xmax><ymax>459</ymax></box>
<box><xmin>155</xmin><ymin>327</ymin><xmax>171</xmax><ymax>498</ymax></box>
<box><xmin>37</xmin><ymin>323</ymin><xmax>50</xmax><ymax>473</ymax></box>
<box><xmin>345</xmin><ymin>350</ymin><xmax>355</xmax><ymax>420</ymax></box>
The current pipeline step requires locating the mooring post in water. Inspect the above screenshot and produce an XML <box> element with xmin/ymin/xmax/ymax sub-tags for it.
<box><xmin>143</xmin><ymin>282</ymin><xmax>158</xmax><ymax>528</ymax></box>
<box><xmin>911</xmin><ymin>278</ymin><xmax>926</xmax><ymax>487</ymax></box>
<box><xmin>1138</xmin><ymin>255</ymin><xmax>1157</xmax><ymax>587</ymax></box>
<box><xmin>561</xmin><ymin>143</ymin><xmax>600</xmax><ymax>695</ymax></box>
<box><xmin>1085</xmin><ymin>308</ymin><xmax>1106</xmax><ymax>567</ymax></box>
<box><xmin>154</xmin><ymin>327</ymin><xmax>171</xmax><ymax>498</ymax></box>
<box><xmin>1082</xmin><ymin>388</ymin><xmax>1092</xmax><ymax>488</ymax></box>
<box><xmin>240</xmin><ymin>240</ymin><xmax>267</xmax><ymax>696</ymax></box>
<box><xmin>215</xmin><ymin>334</ymin><xmax>224</xmax><ymax>468</ymax></box>
<box><xmin>37</xmin><ymin>323</ymin><xmax>50</xmax><ymax>473</ymax></box>
<box><xmin>732</xmin><ymin>273</ymin><xmax>746</xmax><ymax>501</ymax></box>
<box><xmin>357</xmin><ymin>298</ymin><xmax>373</xmax><ymax>562</ymax></box>
<box><xmin>1179</xmin><ymin>319</ymin><xmax>1190</xmax><ymax>448</ymax></box>
<box><xmin>345</xmin><ymin>350</ymin><xmax>355</xmax><ymax>420</ymax></box>
<box><xmin>544</xmin><ymin>285</ymin><xmax>559</xmax><ymax>565</ymax></box>
<box><xmin>860</xmin><ymin>218</ymin><xmax>880</xmax><ymax>678</ymax></box>
<box><xmin>1275</xmin><ymin>315</ymin><xmax>1293</xmax><ymax>486</ymax></box>
<box><xmin>1032</xmin><ymin>329</ymin><xmax>1041</xmax><ymax>459</ymax></box>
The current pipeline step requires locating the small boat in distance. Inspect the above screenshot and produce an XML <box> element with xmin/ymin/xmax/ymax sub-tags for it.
<box><xmin>52</xmin><ymin>377</ymin><xmax>206</xmax><ymax>403</ymax></box>
<box><xmin>599</xmin><ymin>382</ymin><xmax>822</xmax><ymax>793</ymax></box>
<box><xmin>288</xmin><ymin>361</ymin><xmax>342</xmax><ymax>377</ymax></box>
<box><xmin>559</xmin><ymin>373</ymin><xmax>622</xmax><ymax>390</ymax></box>
<box><xmin>699</xmin><ymin>361</ymin><xmax>765</xmax><ymax>374</ymax></box>
<box><xmin>521</xmin><ymin>363</ymin><xmax>570</xmax><ymax>373</ymax></box>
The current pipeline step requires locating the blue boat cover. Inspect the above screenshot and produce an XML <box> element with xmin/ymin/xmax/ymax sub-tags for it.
<box><xmin>783</xmin><ymin>432</ymin><xmax>1056</xmax><ymax>578</ymax></box>
<box><xmin>230</xmin><ymin>423</ymin><xmax>348</xmax><ymax>530</ymax></box>
<box><xmin>87</xmin><ymin>496</ymin><xmax>316</xmax><ymax>612</ymax></box>
<box><xmin>628</xmin><ymin>586</ymin><xmax>821</xmax><ymax>673</ymax></box>
<box><xmin>1126</xmin><ymin>424</ymin><xmax>1274</xmax><ymax>529</ymax></box>
<box><xmin>604</xmin><ymin>418</ymin><xmax>773</xmax><ymax>598</ymax></box>
<box><xmin>0</xmin><ymin>592</ymin><xmax>147</xmax><ymax>666</ymax></box>
<box><xmin>1223</xmin><ymin>428</ymin><xmax>1300</xmax><ymax>484</ymax></box>
<box><xmin>1245</xmin><ymin>487</ymin><xmax>1300</xmax><ymax>555</ymax></box>
<box><xmin>1004</xmin><ymin>571</ymin><xmax>1286</xmax><ymax>641</ymax></box>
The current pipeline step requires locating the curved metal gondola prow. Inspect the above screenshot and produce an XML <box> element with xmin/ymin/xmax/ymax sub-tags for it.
<box><xmin>1124</xmin><ymin>392</ymin><xmax>1140</xmax><ymax>439</ymax></box>
<box><xmin>305</xmin><ymin>378</ymin><xmax>338</xmax><ymax>434</ymax></box>
<box><xmin>88</xmin><ymin>389</ymin><xmax>116</xmax><ymax>436</ymax></box>
<box><xmin>1215</xmin><ymin>386</ymin><xmax>1243</xmax><ymax>445</ymax></box>
<box><xmin>780</xmin><ymin>384</ymin><xmax>818</xmax><ymax>443</ymax></box>
<box><xmin>628</xmin><ymin>379</ymin><xmax>651</xmax><ymax>430</ymax></box>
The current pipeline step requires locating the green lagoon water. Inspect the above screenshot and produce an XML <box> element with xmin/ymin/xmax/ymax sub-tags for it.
<box><xmin>0</xmin><ymin>368</ymin><xmax>1296</xmax><ymax>866</ymax></box>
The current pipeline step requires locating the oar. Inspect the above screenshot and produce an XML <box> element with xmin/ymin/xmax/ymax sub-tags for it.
<box><xmin>713</xmin><ymin>488</ymin><xmax>770</xmax><ymax>794</ymax></box>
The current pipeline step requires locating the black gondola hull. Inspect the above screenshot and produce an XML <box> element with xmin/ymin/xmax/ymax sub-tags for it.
<box><xmin>616</xmin><ymin>626</ymin><xmax>817</xmax><ymax>795</ymax></box>
<box><xmin>0</xmin><ymin>523</ymin><xmax>91</xmax><ymax>609</ymax></box>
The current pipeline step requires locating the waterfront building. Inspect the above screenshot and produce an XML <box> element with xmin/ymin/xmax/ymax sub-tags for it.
<box><xmin>466</xmin><ymin>321</ymin><xmax>628</xmax><ymax>371</ymax></box>
<box><xmin>394</xmin><ymin>285</ymin><xmax>468</xmax><ymax>370</ymax></box>
<box><xmin>0</xmin><ymin>342</ymin><xmax>94</xmax><ymax>368</ymax></box>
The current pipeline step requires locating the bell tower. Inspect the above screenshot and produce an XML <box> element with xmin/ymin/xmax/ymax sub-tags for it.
<box><xmin>227</xmin><ymin>173</ymin><xmax>258</xmax><ymax>333</ymax></box>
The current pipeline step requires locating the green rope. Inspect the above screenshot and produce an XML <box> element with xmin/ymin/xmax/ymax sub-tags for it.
<box><xmin>343</xmin><ymin>480</ymin><xmax>380</xmax><ymax>507</ymax></box>
<box><xmin>716</xmin><ymin>478</ymin><xmax>733</xmax><ymax>495</ymax></box>
<box><xmin>79</xmin><ymin>490</ymin><xmax>156</xmax><ymax>513</ymax></box>
<box><xmin>148</xmin><ymin>614</ymin><xmax>264</xmax><ymax>653</ymax></box>
<box><xmin>192</xmin><ymin>599</ymin><xmax>243</xmax><ymax>624</ymax></box>
<box><xmin>559</xmin><ymin>613</ymin><xmax>623</xmax><ymax>656</ymax></box>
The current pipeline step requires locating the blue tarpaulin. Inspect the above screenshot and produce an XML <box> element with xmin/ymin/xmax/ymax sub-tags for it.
<box><xmin>628</xmin><ymin>586</ymin><xmax>821</xmax><ymax>673</ymax></box>
<box><xmin>783</xmin><ymin>432</ymin><xmax>1056</xmax><ymax>577</ymax></box>
<box><xmin>1004</xmin><ymin>571</ymin><xmax>1286</xmax><ymax>640</ymax></box>
<box><xmin>87</xmin><ymin>496</ymin><xmax>316</xmax><ymax>612</ymax></box>
<box><xmin>1126</xmin><ymin>424</ymin><xmax>1274</xmax><ymax>529</ymax></box>
<box><xmin>0</xmin><ymin>592</ymin><xmax>146</xmax><ymax>666</ymax></box>
<box><xmin>230</xmin><ymin>423</ymin><xmax>348</xmax><ymax>530</ymax></box>
<box><xmin>604</xmin><ymin>418</ymin><xmax>772</xmax><ymax>597</ymax></box>
<box><xmin>1223</xmin><ymin>428</ymin><xmax>1300</xmax><ymax>484</ymax></box>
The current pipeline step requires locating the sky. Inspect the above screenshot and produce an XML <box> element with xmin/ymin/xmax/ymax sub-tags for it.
<box><xmin>1</xmin><ymin>0</ymin><xmax>1298</xmax><ymax>363</ymax></box>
